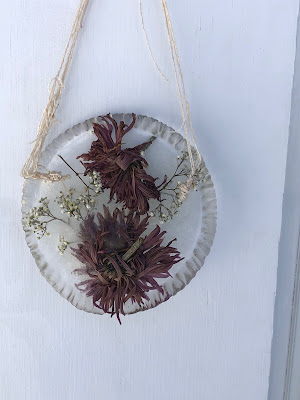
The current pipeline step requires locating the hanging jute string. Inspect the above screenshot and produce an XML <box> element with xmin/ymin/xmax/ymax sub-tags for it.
<box><xmin>21</xmin><ymin>0</ymin><xmax>202</xmax><ymax>198</ymax></box>
<box><xmin>159</xmin><ymin>0</ymin><xmax>202</xmax><ymax>198</ymax></box>
<box><xmin>21</xmin><ymin>0</ymin><xmax>90</xmax><ymax>181</ymax></box>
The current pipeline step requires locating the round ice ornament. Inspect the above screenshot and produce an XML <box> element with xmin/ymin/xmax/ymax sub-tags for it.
<box><xmin>22</xmin><ymin>114</ymin><xmax>217</xmax><ymax>322</ymax></box>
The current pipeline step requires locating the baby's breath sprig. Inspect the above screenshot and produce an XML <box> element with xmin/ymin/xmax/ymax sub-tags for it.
<box><xmin>158</xmin><ymin>151</ymin><xmax>190</xmax><ymax>192</ymax></box>
<box><xmin>58</xmin><ymin>235</ymin><xmax>68</xmax><ymax>255</ymax></box>
<box><xmin>151</xmin><ymin>151</ymin><xmax>203</xmax><ymax>222</ymax></box>
<box><xmin>55</xmin><ymin>188</ymin><xmax>98</xmax><ymax>220</ymax></box>
<box><xmin>77</xmin><ymin>192</ymin><xmax>96</xmax><ymax>211</ymax></box>
<box><xmin>58</xmin><ymin>155</ymin><xmax>103</xmax><ymax>197</ymax></box>
<box><xmin>55</xmin><ymin>189</ymin><xmax>83</xmax><ymax>220</ymax></box>
<box><xmin>25</xmin><ymin>197</ymin><xmax>66</xmax><ymax>239</ymax></box>
<box><xmin>150</xmin><ymin>186</ymin><xmax>183</xmax><ymax>223</ymax></box>
<box><xmin>87</xmin><ymin>171</ymin><xmax>103</xmax><ymax>194</ymax></box>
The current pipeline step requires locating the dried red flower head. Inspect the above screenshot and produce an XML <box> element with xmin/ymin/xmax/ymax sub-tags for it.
<box><xmin>78</xmin><ymin>113</ymin><xmax>161</xmax><ymax>214</ymax></box>
<box><xmin>72</xmin><ymin>206</ymin><xmax>183</xmax><ymax>323</ymax></box>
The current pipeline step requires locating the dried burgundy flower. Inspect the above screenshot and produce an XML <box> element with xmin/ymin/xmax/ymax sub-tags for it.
<box><xmin>78</xmin><ymin>113</ymin><xmax>160</xmax><ymax>214</ymax></box>
<box><xmin>72</xmin><ymin>206</ymin><xmax>183</xmax><ymax>323</ymax></box>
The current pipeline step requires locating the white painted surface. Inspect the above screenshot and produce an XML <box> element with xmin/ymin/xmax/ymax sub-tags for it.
<box><xmin>268</xmin><ymin>5</ymin><xmax>300</xmax><ymax>399</ymax></box>
<box><xmin>0</xmin><ymin>1</ymin><xmax>298</xmax><ymax>399</ymax></box>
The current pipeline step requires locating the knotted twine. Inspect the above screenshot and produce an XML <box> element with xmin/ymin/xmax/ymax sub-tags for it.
<box><xmin>21</xmin><ymin>0</ymin><xmax>202</xmax><ymax>199</ymax></box>
<box><xmin>21</xmin><ymin>0</ymin><xmax>90</xmax><ymax>181</ymax></box>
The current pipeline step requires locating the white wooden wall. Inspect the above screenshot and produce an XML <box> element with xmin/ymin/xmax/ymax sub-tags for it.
<box><xmin>0</xmin><ymin>1</ymin><xmax>298</xmax><ymax>399</ymax></box>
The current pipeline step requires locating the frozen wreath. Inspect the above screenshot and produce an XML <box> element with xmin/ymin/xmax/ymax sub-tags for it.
<box><xmin>25</xmin><ymin>114</ymin><xmax>202</xmax><ymax>323</ymax></box>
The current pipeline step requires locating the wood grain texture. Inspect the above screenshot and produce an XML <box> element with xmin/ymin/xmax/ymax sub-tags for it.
<box><xmin>0</xmin><ymin>1</ymin><xmax>298</xmax><ymax>399</ymax></box>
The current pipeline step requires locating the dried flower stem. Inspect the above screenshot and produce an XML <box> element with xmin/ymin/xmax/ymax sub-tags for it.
<box><xmin>58</xmin><ymin>154</ymin><xmax>90</xmax><ymax>189</ymax></box>
<box><xmin>159</xmin><ymin>155</ymin><xmax>186</xmax><ymax>192</ymax></box>
<box><xmin>142</xmin><ymin>136</ymin><xmax>156</xmax><ymax>152</ymax></box>
<box><xmin>122</xmin><ymin>238</ymin><xmax>143</xmax><ymax>262</ymax></box>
